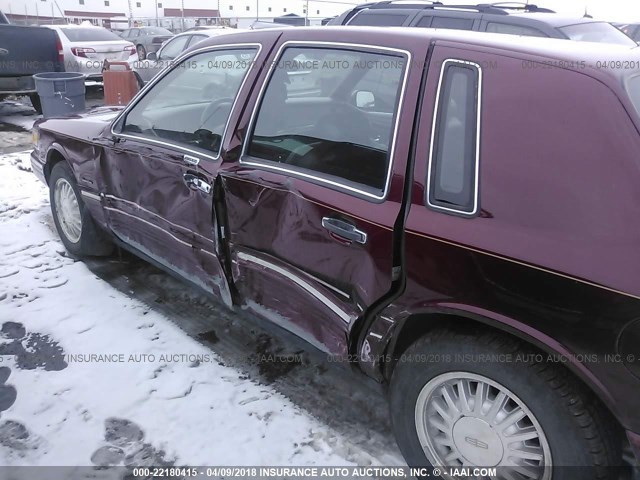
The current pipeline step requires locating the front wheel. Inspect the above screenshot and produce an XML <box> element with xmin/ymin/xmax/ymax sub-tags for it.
<box><xmin>389</xmin><ymin>330</ymin><xmax>621</xmax><ymax>480</ymax></box>
<box><xmin>49</xmin><ymin>162</ymin><xmax>113</xmax><ymax>257</ymax></box>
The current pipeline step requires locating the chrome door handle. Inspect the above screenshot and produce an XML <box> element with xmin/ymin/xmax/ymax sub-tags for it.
<box><xmin>183</xmin><ymin>154</ymin><xmax>200</xmax><ymax>166</ymax></box>
<box><xmin>183</xmin><ymin>173</ymin><xmax>211</xmax><ymax>194</ymax></box>
<box><xmin>321</xmin><ymin>217</ymin><xmax>367</xmax><ymax>244</ymax></box>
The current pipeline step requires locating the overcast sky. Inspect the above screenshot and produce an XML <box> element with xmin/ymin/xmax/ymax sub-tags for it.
<box><xmin>435</xmin><ymin>0</ymin><xmax>640</xmax><ymax>22</ymax></box>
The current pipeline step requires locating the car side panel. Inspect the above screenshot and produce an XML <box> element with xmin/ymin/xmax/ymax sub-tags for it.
<box><xmin>366</xmin><ymin>44</ymin><xmax>640</xmax><ymax>433</ymax></box>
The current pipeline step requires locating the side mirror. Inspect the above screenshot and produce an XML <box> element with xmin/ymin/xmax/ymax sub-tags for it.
<box><xmin>355</xmin><ymin>90</ymin><xmax>375</xmax><ymax>109</ymax></box>
<box><xmin>146</xmin><ymin>52</ymin><xmax>157</xmax><ymax>61</ymax></box>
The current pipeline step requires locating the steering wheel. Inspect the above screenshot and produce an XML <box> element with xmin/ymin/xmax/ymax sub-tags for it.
<box><xmin>193</xmin><ymin>129</ymin><xmax>222</xmax><ymax>152</ymax></box>
<box><xmin>200</xmin><ymin>97</ymin><xmax>234</xmax><ymax>130</ymax></box>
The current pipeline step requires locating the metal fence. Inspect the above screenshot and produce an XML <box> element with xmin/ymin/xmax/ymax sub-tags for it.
<box><xmin>6</xmin><ymin>13</ymin><xmax>331</xmax><ymax>32</ymax></box>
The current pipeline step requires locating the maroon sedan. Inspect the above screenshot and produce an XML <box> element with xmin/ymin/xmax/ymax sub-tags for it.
<box><xmin>31</xmin><ymin>26</ymin><xmax>640</xmax><ymax>478</ymax></box>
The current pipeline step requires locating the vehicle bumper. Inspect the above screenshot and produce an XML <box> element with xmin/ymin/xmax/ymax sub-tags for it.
<box><xmin>67</xmin><ymin>57</ymin><xmax>136</xmax><ymax>81</ymax></box>
<box><xmin>0</xmin><ymin>76</ymin><xmax>36</xmax><ymax>94</ymax></box>
<box><xmin>30</xmin><ymin>149</ymin><xmax>47</xmax><ymax>185</ymax></box>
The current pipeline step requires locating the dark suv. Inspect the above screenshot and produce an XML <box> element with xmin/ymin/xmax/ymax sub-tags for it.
<box><xmin>328</xmin><ymin>1</ymin><xmax>637</xmax><ymax>46</ymax></box>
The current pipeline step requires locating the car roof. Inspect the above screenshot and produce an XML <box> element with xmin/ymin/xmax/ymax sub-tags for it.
<box><xmin>192</xmin><ymin>26</ymin><xmax>639</xmax><ymax>80</ymax></box>
<box><xmin>45</xmin><ymin>24</ymin><xmax>85</xmax><ymax>29</ymax></box>
<box><xmin>174</xmin><ymin>28</ymin><xmax>248</xmax><ymax>38</ymax></box>
<box><xmin>504</xmin><ymin>12</ymin><xmax>603</xmax><ymax>27</ymax></box>
<box><xmin>345</xmin><ymin>3</ymin><xmax>603</xmax><ymax>27</ymax></box>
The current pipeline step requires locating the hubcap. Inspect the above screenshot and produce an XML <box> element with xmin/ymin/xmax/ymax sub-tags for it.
<box><xmin>54</xmin><ymin>178</ymin><xmax>82</xmax><ymax>244</ymax></box>
<box><xmin>415</xmin><ymin>372</ymin><xmax>551</xmax><ymax>479</ymax></box>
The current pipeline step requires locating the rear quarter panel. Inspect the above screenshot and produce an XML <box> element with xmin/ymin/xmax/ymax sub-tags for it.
<box><xmin>379</xmin><ymin>43</ymin><xmax>640</xmax><ymax>432</ymax></box>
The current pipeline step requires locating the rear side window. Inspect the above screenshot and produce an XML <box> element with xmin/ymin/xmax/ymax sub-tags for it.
<box><xmin>486</xmin><ymin>22</ymin><xmax>548</xmax><ymax>37</ymax></box>
<box><xmin>245</xmin><ymin>46</ymin><xmax>407</xmax><ymax>198</ymax></box>
<box><xmin>427</xmin><ymin>60</ymin><xmax>481</xmax><ymax>215</ymax></box>
<box><xmin>431</xmin><ymin>16</ymin><xmax>474</xmax><ymax>30</ymax></box>
<box><xmin>349</xmin><ymin>12</ymin><xmax>408</xmax><ymax>26</ymax></box>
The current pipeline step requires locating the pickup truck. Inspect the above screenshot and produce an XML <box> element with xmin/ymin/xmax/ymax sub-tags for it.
<box><xmin>0</xmin><ymin>14</ymin><xmax>64</xmax><ymax>113</ymax></box>
<box><xmin>31</xmin><ymin>26</ymin><xmax>640</xmax><ymax>477</ymax></box>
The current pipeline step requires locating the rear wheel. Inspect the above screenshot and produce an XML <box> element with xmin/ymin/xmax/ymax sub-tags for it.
<box><xmin>389</xmin><ymin>329</ymin><xmax>621</xmax><ymax>479</ymax></box>
<box><xmin>49</xmin><ymin>162</ymin><xmax>113</xmax><ymax>257</ymax></box>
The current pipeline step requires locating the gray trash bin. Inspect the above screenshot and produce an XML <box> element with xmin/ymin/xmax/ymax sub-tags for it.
<box><xmin>33</xmin><ymin>72</ymin><xmax>86</xmax><ymax>119</ymax></box>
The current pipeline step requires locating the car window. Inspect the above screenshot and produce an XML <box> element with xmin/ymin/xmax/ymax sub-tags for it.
<box><xmin>349</xmin><ymin>12</ymin><xmax>409</xmax><ymax>26</ymax></box>
<box><xmin>619</xmin><ymin>24</ymin><xmax>640</xmax><ymax>41</ymax></box>
<box><xmin>187</xmin><ymin>34</ymin><xmax>208</xmax><ymax>47</ymax></box>
<box><xmin>428</xmin><ymin>60</ymin><xmax>480</xmax><ymax>215</ymax></box>
<box><xmin>158</xmin><ymin>35</ymin><xmax>190</xmax><ymax>60</ymax></box>
<box><xmin>486</xmin><ymin>22</ymin><xmax>548</xmax><ymax>37</ymax></box>
<box><xmin>560</xmin><ymin>22</ymin><xmax>636</xmax><ymax>46</ymax></box>
<box><xmin>246</xmin><ymin>46</ymin><xmax>407</xmax><ymax>196</ymax></box>
<box><xmin>121</xmin><ymin>29</ymin><xmax>130</xmax><ymax>38</ymax></box>
<box><xmin>130</xmin><ymin>29</ymin><xmax>139</xmax><ymax>38</ymax></box>
<box><xmin>121</xmin><ymin>48</ymin><xmax>258</xmax><ymax>156</ymax></box>
<box><xmin>430</xmin><ymin>16</ymin><xmax>474</xmax><ymax>30</ymax></box>
<box><xmin>60</xmin><ymin>28</ymin><xmax>124</xmax><ymax>42</ymax></box>
<box><xmin>144</xmin><ymin>27</ymin><xmax>172</xmax><ymax>36</ymax></box>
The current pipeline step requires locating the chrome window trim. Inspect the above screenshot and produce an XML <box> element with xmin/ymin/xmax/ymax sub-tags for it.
<box><xmin>240</xmin><ymin>40</ymin><xmax>412</xmax><ymax>202</ymax></box>
<box><xmin>426</xmin><ymin>58</ymin><xmax>482</xmax><ymax>216</ymax></box>
<box><xmin>109</xmin><ymin>42</ymin><xmax>263</xmax><ymax>162</ymax></box>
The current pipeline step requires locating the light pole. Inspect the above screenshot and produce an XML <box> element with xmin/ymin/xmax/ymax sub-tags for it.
<box><xmin>155</xmin><ymin>1</ymin><xmax>159</xmax><ymax>26</ymax></box>
<box><xmin>181</xmin><ymin>0</ymin><xmax>185</xmax><ymax>32</ymax></box>
<box><xmin>256</xmin><ymin>0</ymin><xmax>259</xmax><ymax>21</ymax></box>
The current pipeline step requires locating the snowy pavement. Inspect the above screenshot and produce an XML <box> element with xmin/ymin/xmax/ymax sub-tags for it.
<box><xmin>0</xmin><ymin>151</ymin><xmax>404</xmax><ymax>477</ymax></box>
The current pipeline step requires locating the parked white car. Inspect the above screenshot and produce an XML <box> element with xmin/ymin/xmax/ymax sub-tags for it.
<box><xmin>134</xmin><ymin>28</ymin><xmax>247</xmax><ymax>84</ymax></box>
<box><xmin>43</xmin><ymin>25</ymin><xmax>137</xmax><ymax>81</ymax></box>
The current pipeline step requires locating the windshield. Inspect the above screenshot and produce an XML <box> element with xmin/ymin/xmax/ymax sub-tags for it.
<box><xmin>143</xmin><ymin>27</ymin><xmax>172</xmax><ymax>35</ymax></box>
<box><xmin>560</xmin><ymin>22</ymin><xmax>636</xmax><ymax>46</ymax></box>
<box><xmin>60</xmin><ymin>28</ymin><xmax>123</xmax><ymax>42</ymax></box>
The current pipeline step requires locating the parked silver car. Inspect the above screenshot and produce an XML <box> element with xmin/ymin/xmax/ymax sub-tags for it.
<box><xmin>120</xmin><ymin>27</ymin><xmax>173</xmax><ymax>61</ymax></box>
<box><xmin>134</xmin><ymin>28</ymin><xmax>247</xmax><ymax>84</ymax></box>
<box><xmin>44</xmin><ymin>25</ymin><xmax>136</xmax><ymax>81</ymax></box>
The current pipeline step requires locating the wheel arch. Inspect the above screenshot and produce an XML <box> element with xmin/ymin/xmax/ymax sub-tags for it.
<box><xmin>44</xmin><ymin>144</ymin><xmax>72</xmax><ymax>185</ymax></box>
<box><xmin>379</xmin><ymin>306</ymin><xmax>623</xmax><ymax>430</ymax></box>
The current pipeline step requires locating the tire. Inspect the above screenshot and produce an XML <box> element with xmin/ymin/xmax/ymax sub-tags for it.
<box><xmin>137</xmin><ymin>45</ymin><xmax>147</xmax><ymax>61</ymax></box>
<box><xmin>28</xmin><ymin>93</ymin><xmax>42</xmax><ymax>115</ymax></box>
<box><xmin>49</xmin><ymin>162</ymin><xmax>113</xmax><ymax>257</ymax></box>
<box><xmin>390</xmin><ymin>329</ymin><xmax>621</xmax><ymax>480</ymax></box>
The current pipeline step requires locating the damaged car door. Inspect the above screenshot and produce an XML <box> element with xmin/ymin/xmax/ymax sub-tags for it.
<box><xmin>105</xmin><ymin>44</ymin><xmax>261</xmax><ymax>304</ymax></box>
<box><xmin>219</xmin><ymin>41</ymin><xmax>412</xmax><ymax>355</ymax></box>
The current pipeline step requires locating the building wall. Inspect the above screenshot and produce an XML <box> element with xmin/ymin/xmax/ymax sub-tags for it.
<box><xmin>0</xmin><ymin>0</ymin><xmax>351</xmax><ymax>26</ymax></box>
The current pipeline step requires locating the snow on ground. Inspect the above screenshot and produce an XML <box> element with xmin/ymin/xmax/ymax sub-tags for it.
<box><xmin>0</xmin><ymin>100</ymin><xmax>38</xmax><ymax>132</ymax></box>
<box><xmin>0</xmin><ymin>151</ymin><xmax>393</xmax><ymax>474</ymax></box>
